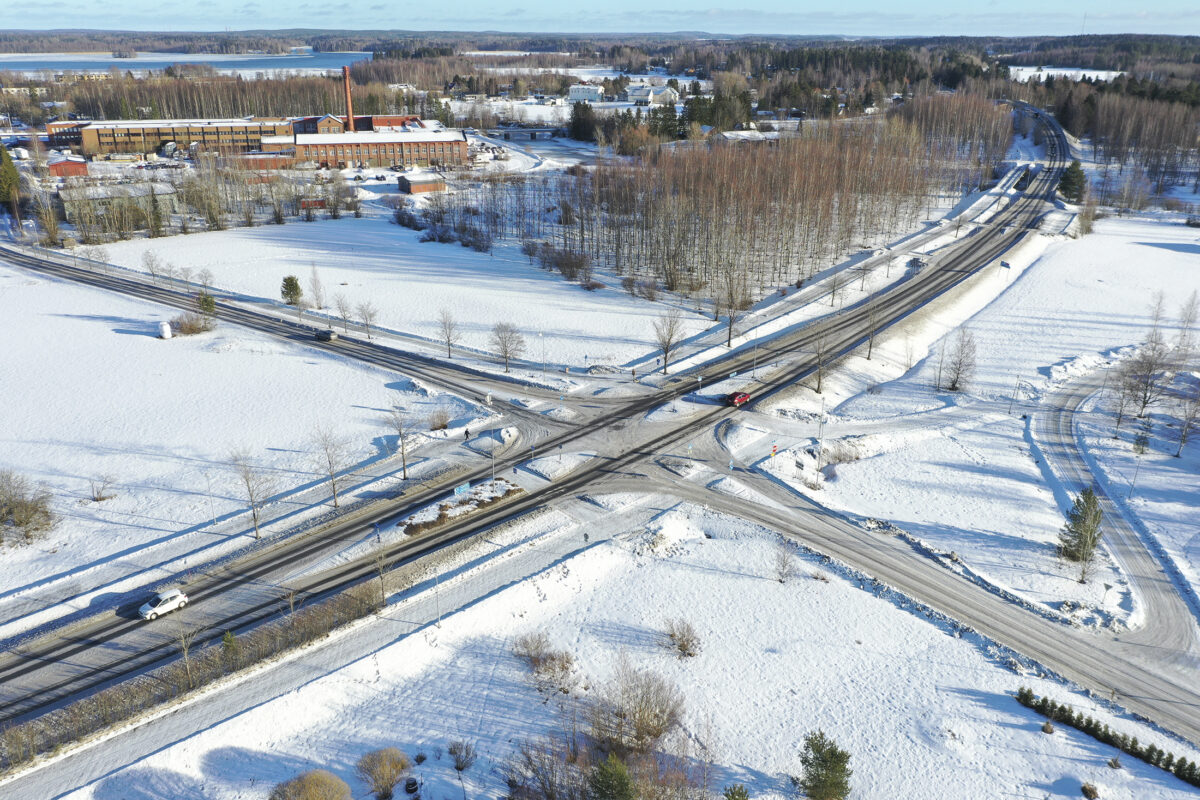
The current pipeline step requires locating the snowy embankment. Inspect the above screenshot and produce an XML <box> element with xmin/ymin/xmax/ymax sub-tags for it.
<box><xmin>54</xmin><ymin>503</ymin><xmax>1200</xmax><ymax>800</ymax></box>
<box><xmin>0</xmin><ymin>263</ymin><xmax>486</xmax><ymax>638</ymax></box>
<box><xmin>751</xmin><ymin>214</ymin><xmax>1200</xmax><ymax>627</ymax></box>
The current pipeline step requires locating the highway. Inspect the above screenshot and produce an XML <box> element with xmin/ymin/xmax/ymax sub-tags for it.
<box><xmin>9</xmin><ymin>106</ymin><xmax>1196</xmax><ymax>789</ymax></box>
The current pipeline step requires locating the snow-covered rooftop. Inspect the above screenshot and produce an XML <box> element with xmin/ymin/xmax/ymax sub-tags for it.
<box><xmin>262</xmin><ymin>129</ymin><xmax>466</xmax><ymax>146</ymax></box>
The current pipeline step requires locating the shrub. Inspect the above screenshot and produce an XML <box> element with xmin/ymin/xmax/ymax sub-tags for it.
<box><xmin>664</xmin><ymin>618</ymin><xmax>701</xmax><ymax>658</ymax></box>
<box><xmin>356</xmin><ymin>747</ymin><xmax>411</xmax><ymax>800</ymax></box>
<box><xmin>171</xmin><ymin>311</ymin><xmax>215</xmax><ymax>335</ymax></box>
<box><xmin>581</xmin><ymin>279</ymin><xmax>605</xmax><ymax>291</ymax></box>
<box><xmin>428</xmin><ymin>406</ymin><xmax>451</xmax><ymax>431</ymax></box>
<box><xmin>512</xmin><ymin>631</ymin><xmax>575</xmax><ymax>693</ymax></box>
<box><xmin>590</xmin><ymin>661</ymin><xmax>683</xmax><ymax>755</ymax></box>
<box><xmin>1081</xmin><ymin>783</ymin><xmax>1099</xmax><ymax>799</ymax></box>
<box><xmin>1108</xmin><ymin>755</ymin><xmax>1121</xmax><ymax>769</ymax></box>
<box><xmin>1042</xmin><ymin>720</ymin><xmax>1055</xmax><ymax>734</ymax></box>
<box><xmin>0</xmin><ymin>469</ymin><xmax>56</xmax><ymax>546</ymax></box>
<box><xmin>394</xmin><ymin>207</ymin><xmax>424</xmax><ymax>230</ymax></box>
<box><xmin>589</xmin><ymin>754</ymin><xmax>635</xmax><ymax>800</ymax></box>
<box><xmin>270</xmin><ymin>769</ymin><xmax>351</xmax><ymax>800</ymax></box>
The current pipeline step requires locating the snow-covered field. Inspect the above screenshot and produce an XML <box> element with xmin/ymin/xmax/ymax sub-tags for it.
<box><xmin>0</xmin><ymin>263</ymin><xmax>477</xmax><ymax>616</ymax></box>
<box><xmin>754</xmin><ymin>213</ymin><xmax>1200</xmax><ymax>624</ymax></box>
<box><xmin>97</xmin><ymin>201</ymin><xmax>710</xmax><ymax>371</ymax></box>
<box><xmin>58</xmin><ymin>504</ymin><xmax>1200</xmax><ymax>800</ymax></box>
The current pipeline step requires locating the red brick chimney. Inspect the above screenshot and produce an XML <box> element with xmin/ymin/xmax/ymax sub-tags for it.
<box><xmin>342</xmin><ymin>66</ymin><xmax>356</xmax><ymax>133</ymax></box>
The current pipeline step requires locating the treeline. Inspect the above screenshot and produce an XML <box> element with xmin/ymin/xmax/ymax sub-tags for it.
<box><xmin>1041</xmin><ymin>82</ymin><xmax>1200</xmax><ymax>193</ymax></box>
<box><xmin>999</xmin><ymin>34</ymin><xmax>1200</xmax><ymax>73</ymax></box>
<box><xmin>65</xmin><ymin>74</ymin><xmax>442</xmax><ymax>121</ymax></box>
<box><xmin>437</xmin><ymin>95</ymin><xmax>1010</xmax><ymax>315</ymax></box>
<box><xmin>0</xmin><ymin>32</ymin><xmax>298</xmax><ymax>55</ymax></box>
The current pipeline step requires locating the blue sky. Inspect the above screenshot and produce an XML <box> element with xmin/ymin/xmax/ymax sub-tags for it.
<box><xmin>2</xmin><ymin>1</ymin><xmax>1197</xmax><ymax>37</ymax></box>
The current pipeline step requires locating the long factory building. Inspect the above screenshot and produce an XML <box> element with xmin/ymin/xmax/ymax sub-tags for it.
<box><xmin>45</xmin><ymin>67</ymin><xmax>470</xmax><ymax>169</ymax></box>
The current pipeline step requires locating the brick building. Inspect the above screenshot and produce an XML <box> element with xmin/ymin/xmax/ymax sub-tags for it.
<box><xmin>259</xmin><ymin>127</ymin><xmax>469</xmax><ymax>169</ymax></box>
<box><xmin>77</xmin><ymin>118</ymin><xmax>293</xmax><ymax>156</ymax></box>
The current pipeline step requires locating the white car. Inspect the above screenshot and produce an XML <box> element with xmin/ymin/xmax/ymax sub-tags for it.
<box><xmin>139</xmin><ymin>588</ymin><xmax>188</xmax><ymax>620</ymax></box>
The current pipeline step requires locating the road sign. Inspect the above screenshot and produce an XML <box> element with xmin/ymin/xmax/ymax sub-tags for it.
<box><xmin>454</xmin><ymin>481</ymin><xmax>470</xmax><ymax>498</ymax></box>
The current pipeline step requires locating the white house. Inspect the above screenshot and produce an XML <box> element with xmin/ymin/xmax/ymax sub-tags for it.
<box><xmin>627</xmin><ymin>85</ymin><xmax>679</xmax><ymax>106</ymax></box>
<box><xmin>567</xmin><ymin>84</ymin><xmax>603</xmax><ymax>103</ymax></box>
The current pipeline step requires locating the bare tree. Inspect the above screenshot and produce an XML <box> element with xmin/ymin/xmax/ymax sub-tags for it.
<box><xmin>372</xmin><ymin>550</ymin><xmax>395</xmax><ymax>612</ymax></box>
<box><xmin>88</xmin><ymin>474</ymin><xmax>117</xmax><ymax>502</ymax></box>
<box><xmin>865</xmin><ymin>296</ymin><xmax>879</xmax><ymax>360</ymax></box>
<box><xmin>1174</xmin><ymin>290</ymin><xmax>1198</xmax><ymax>370</ymax></box>
<box><xmin>176</xmin><ymin>624</ymin><xmax>203</xmax><ymax>691</ymax></box>
<box><xmin>142</xmin><ymin>251</ymin><xmax>163</xmax><ymax>283</ymax></box>
<box><xmin>1111</xmin><ymin>363</ymin><xmax>1138</xmax><ymax>436</ymax></box>
<box><xmin>1127</xmin><ymin>336</ymin><xmax>1170</xmax><ymax>416</ymax></box>
<box><xmin>334</xmin><ymin>293</ymin><xmax>352</xmax><ymax>333</ymax></box>
<box><xmin>653</xmin><ymin>310</ymin><xmax>686</xmax><ymax>374</ymax></box>
<box><xmin>812</xmin><ymin>332</ymin><xmax>830</xmax><ymax>394</ymax></box>
<box><xmin>308</xmin><ymin>265</ymin><xmax>326</xmax><ymax>310</ymax></box>
<box><xmin>1175</xmin><ymin>382</ymin><xmax>1200</xmax><ymax>457</ymax></box>
<box><xmin>490</xmin><ymin>322</ymin><xmax>526</xmax><ymax>372</ymax></box>
<box><xmin>774</xmin><ymin>539</ymin><xmax>796</xmax><ymax>583</ymax></box>
<box><xmin>312</xmin><ymin>426</ymin><xmax>352</xmax><ymax>508</ymax></box>
<box><xmin>438</xmin><ymin>308</ymin><xmax>461</xmax><ymax>359</ymax></box>
<box><xmin>229</xmin><ymin>449</ymin><xmax>274</xmax><ymax>539</ymax></box>
<box><xmin>357</xmin><ymin>301</ymin><xmax>379</xmax><ymax>340</ymax></box>
<box><xmin>943</xmin><ymin>328</ymin><xmax>977</xmax><ymax>392</ymax></box>
<box><xmin>385</xmin><ymin>405</ymin><xmax>419</xmax><ymax>480</ymax></box>
<box><xmin>196</xmin><ymin>267</ymin><xmax>214</xmax><ymax>292</ymax></box>
<box><xmin>828</xmin><ymin>270</ymin><xmax>845</xmax><ymax>307</ymax></box>
<box><xmin>448</xmin><ymin>741</ymin><xmax>477</xmax><ymax>800</ymax></box>
<box><xmin>294</xmin><ymin>298</ymin><xmax>311</xmax><ymax>324</ymax></box>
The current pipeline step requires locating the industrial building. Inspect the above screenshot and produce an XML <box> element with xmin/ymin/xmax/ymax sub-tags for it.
<box><xmin>52</xmin><ymin>68</ymin><xmax>470</xmax><ymax>169</ymax></box>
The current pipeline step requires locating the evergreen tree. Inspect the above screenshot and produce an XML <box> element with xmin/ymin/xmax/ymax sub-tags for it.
<box><xmin>1058</xmin><ymin>487</ymin><xmax>1104</xmax><ymax>582</ymax></box>
<box><xmin>1059</xmin><ymin>160</ymin><xmax>1087</xmax><ymax>203</ymax></box>
<box><xmin>196</xmin><ymin>291</ymin><xmax>216</xmax><ymax>318</ymax></box>
<box><xmin>589</xmin><ymin>754</ymin><xmax>635</xmax><ymax>800</ymax></box>
<box><xmin>799</xmin><ymin>730</ymin><xmax>852</xmax><ymax>800</ymax></box>
<box><xmin>280</xmin><ymin>275</ymin><xmax>303</xmax><ymax>306</ymax></box>
<box><xmin>569</xmin><ymin>101</ymin><xmax>597</xmax><ymax>141</ymax></box>
<box><xmin>723</xmin><ymin>784</ymin><xmax>750</xmax><ymax>800</ymax></box>
<box><xmin>148</xmin><ymin>185</ymin><xmax>164</xmax><ymax>238</ymax></box>
<box><xmin>0</xmin><ymin>145</ymin><xmax>20</xmax><ymax>224</ymax></box>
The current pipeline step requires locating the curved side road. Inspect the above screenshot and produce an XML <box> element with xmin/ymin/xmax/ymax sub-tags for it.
<box><xmin>1037</xmin><ymin>370</ymin><xmax>1200</xmax><ymax>663</ymax></box>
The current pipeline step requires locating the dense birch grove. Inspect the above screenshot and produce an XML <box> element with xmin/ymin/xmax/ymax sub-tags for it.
<box><xmin>436</xmin><ymin>95</ymin><xmax>1011</xmax><ymax>312</ymax></box>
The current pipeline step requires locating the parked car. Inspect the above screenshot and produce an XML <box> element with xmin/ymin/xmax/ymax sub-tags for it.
<box><xmin>139</xmin><ymin>588</ymin><xmax>188</xmax><ymax>620</ymax></box>
<box><xmin>725</xmin><ymin>392</ymin><xmax>751</xmax><ymax>408</ymax></box>
<box><xmin>315</xmin><ymin>329</ymin><xmax>338</xmax><ymax>342</ymax></box>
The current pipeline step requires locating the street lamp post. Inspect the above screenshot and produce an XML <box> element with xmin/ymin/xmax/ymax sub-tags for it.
<box><xmin>490</xmin><ymin>427</ymin><xmax>496</xmax><ymax>483</ymax></box>
<box><xmin>753</xmin><ymin>336</ymin><xmax>759</xmax><ymax>380</ymax></box>
<box><xmin>539</xmin><ymin>331</ymin><xmax>545</xmax><ymax>376</ymax></box>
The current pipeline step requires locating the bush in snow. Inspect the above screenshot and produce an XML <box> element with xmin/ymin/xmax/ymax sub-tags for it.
<box><xmin>393</xmin><ymin>206</ymin><xmax>424</xmax><ymax>230</ymax></box>
<box><xmin>664</xmin><ymin>618</ymin><xmax>701</xmax><ymax>658</ymax></box>
<box><xmin>590</xmin><ymin>660</ymin><xmax>684</xmax><ymax>756</ymax></box>
<box><xmin>1081</xmin><ymin>783</ymin><xmax>1099</xmax><ymax>799</ymax></box>
<box><xmin>356</xmin><ymin>747</ymin><xmax>411</xmax><ymax>800</ymax></box>
<box><xmin>512</xmin><ymin>631</ymin><xmax>576</xmax><ymax>694</ymax></box>
<box><xmin>0</xmin><ymin>469</ymin><xmax>56</xmax><ymax>546</ymax></box>
<box><xmin>427</xmin><ymin>406</ymin><xmax>451</xmax><ymax>431</ymax></box>
<box><xmin>269</xmin><ymin>769</ymin><xmax>350</xmax><ymax>800</ymax></box>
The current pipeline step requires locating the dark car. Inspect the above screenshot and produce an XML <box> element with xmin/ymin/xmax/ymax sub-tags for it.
<box><xmin>725</xmin><ymin>392</ymin><xmax>751</xmax><ymax>408</ymax></box>
<box><xmin>315</xmin><ymin>329</ymin><xmax>338</xmax><ymax>342</ymax></box>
